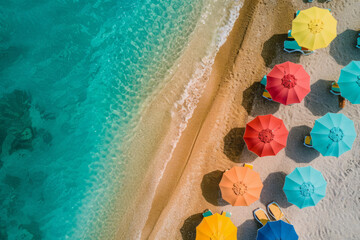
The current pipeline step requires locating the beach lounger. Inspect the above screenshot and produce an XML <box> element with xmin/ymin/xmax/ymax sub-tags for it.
<box><xmin>339</xmin><ymin>96</ymin><xmax>346</xmax><ymax>109</ymax></box>
<box><xmin>253</xmin><ymin>208</ymin><xmax>271</xmax><ymax>226</ymax></box>
<box><xmin>262</xmin><ymin>89</ymin><xmax>272</xmax><ymax>101</ymax></box>
<box><xmin>330</xmin><ymin>82</ymin><xmax>341</xmax><ymax>95</ymax></box>
<box><xmin>284</xmin><ymin>40</ymin><xmax>313</xmax><ymax>55</ymax></box>
<box><xmin>260</xmin><ymin>75</ymin><xmax>267</xmax><ymax>86</ymax></box>
<box><xmin>202</xmin><ymin>209</ymin><xmax>213</xmax><ymax>218</ymax></box>
<box><xmin>267</xmin><ymin>202</ymin><xmax>291</xmax><ymax>224</ymax></box>
<box><xmin>284</xmin><ymin>30</ymin><xmax>313</xmax><ymax>55</ymax></box>
<box><xmin>287</xmin><ymin>30</ymin><xmax>294</xmax><ymax>39</ymax></box>
<box><xmin>261</xmin><ymin>75</ymin><xmax>273</xmax><ymax>101</ymax></box>
<box><xmin>244</xmin><ymin>163</ymin><xmax>253</xmax><ymax>169</ymax></box>
<box><xmin>356</xmin><ymin>33</ymin><xmax>360</xmax><ymax>49</ymax></box>
<box><xmin>221</xmin><ymin>211</ymin><xmax>232</xmax><ymax>218</ymax></box>
<box><xmin>304</xmin><ymin>136</ymin><xmax>313</xmax><ymax>148</ymax></box>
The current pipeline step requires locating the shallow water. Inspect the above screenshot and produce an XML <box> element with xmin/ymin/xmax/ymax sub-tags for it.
<box><xmin>0</xmin><ymin>0</ymin><xmax>205</xmax><ymax>239</ymax></box>
<box><xmin>0</xmin><ymin>0</ymin><xmax>242</xmax><ymax>239</ymax></box>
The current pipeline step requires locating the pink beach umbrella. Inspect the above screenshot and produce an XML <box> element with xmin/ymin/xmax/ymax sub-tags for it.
<box><xmin>266</xmin><ymin>61</ymin><xmax>311</xmax><ymax>105</ymax></box>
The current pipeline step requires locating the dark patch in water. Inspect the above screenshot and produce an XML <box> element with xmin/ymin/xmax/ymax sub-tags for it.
<box><xmin>0</xmin><ymin>90</ymin><xmax>53</xmax><ymax>160</ymax></box>
<box><xmin>0</xmin><ymin>220</ymin><xmax>7</xmax><ymax>240</ymax></box>
<box><xmin>10</xmin><ymin>136</ymin><xmax>34</xmax><ymax>154</ymax></box>
<box><xmin>28</xmin><ymin>171</ymin><xmax>48</xmax><ymax>186</ymax></box>
<box><xmin>4</xmin><ymin>175</ymin><xmax>22</xmax><ymax>189</ymax></box>
<box><xmin>20</xmin><ymin>221</ymin><xmax>42</xmax><ymax>240</ymax></box>
<box><xmin>0</xmin><ymin>46</ymin><xmax>27</xmax><ymax>72</ymax></box>
<box><xmin>0</xmin><ymin>90</ymin><xmax>34</xmax><ymax>154</ymax></box>
<box><xmin>37</xmin><ymin>128</ymin><xmax>53</xmax><ymax>145</ymax></box>
<box><xmin>42</xmin><ymin>131</ymin><xmax>52</xmax><ymax>144</ymax></box>
<box><xmin>0</xmin><ymin>128</ymin><xmax>6</xmax><ymax>155</ymax></box>
<box><xmin>0</xmin><ymin>90</ymin><xmax>32</xmax><ymax>130</ymax></box>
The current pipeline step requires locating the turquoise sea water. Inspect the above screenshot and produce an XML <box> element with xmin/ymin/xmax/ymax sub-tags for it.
<box><xmin>0</xmin><ymin>0</ymin><xmax>205</xmax><ymax>239</ymax></box>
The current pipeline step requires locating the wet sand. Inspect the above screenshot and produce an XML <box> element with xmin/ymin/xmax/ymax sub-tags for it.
<box><xmin>130</xmin><ymin>0</ymin><xmax>360</xmax><ymax>239</ymax></box>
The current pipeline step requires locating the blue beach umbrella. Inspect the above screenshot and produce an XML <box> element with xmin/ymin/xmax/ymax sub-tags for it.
<box><xmin>256</xmin><ymin>220</ymin><xmax>299</xmax><ymax>240</ymax></box>
<box><xmin>310</xmin><ymin>113</ymin><xmax>356</xmax><ymax>157</ymax></box>
<box><xmin>338</xmin><ymin>61</ymin><xmax>360</xmax><ymax>104</ymax></box>
<box><xmin>283</xmin><ymin>166</ymin><xmax>327</xmax><ymax>209</ymax></box>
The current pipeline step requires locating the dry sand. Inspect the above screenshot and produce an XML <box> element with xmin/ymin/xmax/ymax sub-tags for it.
<box><xmin>138</xmin><ymin>0</ymin><xmax>360</xmax><ymax>239</ymax></box>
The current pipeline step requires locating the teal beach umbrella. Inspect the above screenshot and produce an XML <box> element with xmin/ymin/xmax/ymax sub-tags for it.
<box><xmin>338</xmin><ymin>61</ymin><xmax>360</xmax><ymax>104</ymax></box>
<box><xmin>310</xmin><ymin>113</ymin><xmax>356</xmax><ymax>157</ymax></box>
<box><xmin>283</xmin><ymin>166</ymin><xmax>327</xmax><ymax>209</ymax></box>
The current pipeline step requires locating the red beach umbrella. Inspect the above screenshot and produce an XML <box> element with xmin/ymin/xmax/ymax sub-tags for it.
<box><xmin>244</xmin><ymin>115</ymin><xmax>289</xmax><ymax>157</ymax></box>
<box><xmin>266</xmin><ymin>61</ymin><xmax>310</xmax><ymax>105</ymax></box>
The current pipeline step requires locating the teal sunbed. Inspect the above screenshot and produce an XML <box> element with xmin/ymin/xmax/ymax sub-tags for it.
<box><xmin>221</xmin><ymin>211</ymin><xmax>232</xmax><ymax>218</ymax></box>
<box><xmin>260</xmin><ymin>75</ymin><xmax>272</xmax><ymax>101</ymax></box>
<box><xmin>330</xmin><ymin>82</ymin><xmax>341</xmax><ymax>95</ymax></box>
<box><xmin>202</xmin><ymin>209</ymin><xmax>213</xmax><ymax>217</ymax></box>
<box><xmin>260</xmin><ymin>75</ymin><xmax>267</xmax><ymax>86</ymax></box>
<box><xmin>304</xmin><ymin>136</ymin><xmax>313</xmax><ymax>148</ymax></box>
<box><xmin>288</xmin><ymin>30</ymin><xmax>293</xmax><ymax>39</ymax></box>
<box><xmin>284</xmin><ymin>40</ymin><xmax>313</xmax><ymax>55</ymax></box>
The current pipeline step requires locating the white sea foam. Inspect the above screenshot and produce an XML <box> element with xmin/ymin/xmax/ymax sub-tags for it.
<box><xmin>162</xmin><ymin>0</ymin><xmax>243</xmax><ymax>184</ymax></box>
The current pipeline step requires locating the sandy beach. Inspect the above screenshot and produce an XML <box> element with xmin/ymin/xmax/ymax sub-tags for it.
<box><xmin>124</xmin><ymin>0</ymin><xmax>360</xmax><ymax>239</ymax></box>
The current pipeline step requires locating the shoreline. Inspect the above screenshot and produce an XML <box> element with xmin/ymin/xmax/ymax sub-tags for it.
<box><xmin>140</xmin><ymin>0</ymin><xmax>248</xmax><ymax>236</ymax></box>
<box><xmin>143</xmin><ymin>0</ymin><xmax>260</xmax><ymax>238</ymax></box>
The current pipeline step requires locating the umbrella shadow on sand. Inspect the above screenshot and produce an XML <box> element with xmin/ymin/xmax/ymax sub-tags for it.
<box><xmin>285</xmin><ymin>125</ymin><xmax>320</xmax><ymax>163</ymax></box>
<box><xmin>237</xmin><ymin>219</ymin><xmax>258</xmax><ymax>240</ymax></box>
<box><xmin>330</xmin><ymin>29</ymin><xmax>360</xmax><ymax>66</ymax></box>
<box><xmin>261</xmin><ymin>34</ymin><xmax>301</xmax><ymax>68</ymax></box>
<box><xmin>201</xmin><ymin>170</ymin><xmax>229</xmax><ymax>206</ymax></box>
<box><xmin>260</xmin><ymin>172</ymin><xmax>292</xmax><ymax>209</ymax></box>
<box><xmin>180</xmin><ymin>213</ymin><xmax>203</xmax><ymax>240</ymax></box>
<box><xmin>304</xmin><ymin>79</ymin><xmax>341</xmax><ymax>116</ymax></box>
<box><xmin>242</xmin><ymin>82</ymin><xmax>280</xmax><ymax>117</ymax></box>
<box><xmin>223</xmin><ymin>128</ymin><xmax>257</xmax><ymax>163</ymax></box>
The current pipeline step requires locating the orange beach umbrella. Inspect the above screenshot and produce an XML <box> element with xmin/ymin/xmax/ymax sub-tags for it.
<box><xmin>219</xmin><ymin>166</ymin><xmax>263</xmax><ymax>206</ymax></box>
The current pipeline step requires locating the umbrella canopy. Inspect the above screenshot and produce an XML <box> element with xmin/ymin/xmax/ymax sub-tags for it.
<box><xmin>338</xmin><ymin>61</ymin><xmax>360</xmax><ymax>104</ymax></box>
<box><xmin>256</xmin><ymin>220</ymin><xmax>299</xmax><ymax>240</ymax></box>
<box><xmin>266</xmin><ymin>61</ymin><xmax>311</xmax><ymax>105</ymax></box>
<box><xmin>196</xmin><ymin>213</ymin><xmax>237</xmax><ymax>240</ymax></box>
<box><xmin>310</xmin><ymin>113</ymin><xmax>356</xmax><ymax>157</ymax></box>
<box><xmin>292</xmin><ymin>7</ymin><xmax>337</xmax><ymax>50</ymax></box>
<box><xmin>283</xmin><ymin>166</ymin><xmax>327</xmax><ymax>209</ymax></box>
<box><xmin>244</xmin><ymin>115</ymin><xmax>289</xmax><ymax>157</ymax></box>
<box><xmin>219</xmin><ymin>166</ymin><xmax>263</xmax><ymax>206</ymax></box>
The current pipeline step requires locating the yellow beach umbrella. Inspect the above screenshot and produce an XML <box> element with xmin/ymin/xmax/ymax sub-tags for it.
<box><xmin>196</xmin><ymin>213</ymin><xmax>237</xmax><ymax>240</ymax></box>
<box><xmin>292</xmin><ymin>7</ymin><xmax>337</xmax><ymax>50</ymax></box>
